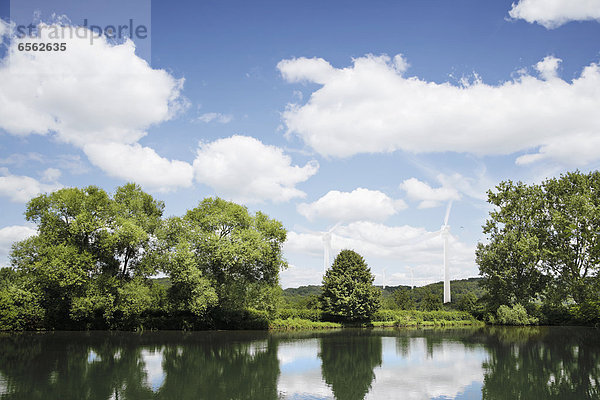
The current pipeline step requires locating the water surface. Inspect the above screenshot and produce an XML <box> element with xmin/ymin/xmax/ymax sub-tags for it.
<box><xmin>0</xmin><ymin>326</ymin><xmax>598</xmax><ymax>399</ymax></box>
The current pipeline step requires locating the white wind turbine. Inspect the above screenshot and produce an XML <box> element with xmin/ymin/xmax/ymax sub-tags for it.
<box><xmin>322</xmin><ymin>223</ymin><xmax>341</xmax><ymax>275</ymax></box>
<box><xmin>440</xmin><ymin>201</ymin><xmax>452</xmax><ymax>303</ymax></box>
<box><xmin>404</xmin><ymin>201</ymin><xmax>453</xmax><ymax>302</ymax></box>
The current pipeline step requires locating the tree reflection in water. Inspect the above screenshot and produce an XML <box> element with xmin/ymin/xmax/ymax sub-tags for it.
<box><xmin>481</xmin><ymin>326</ymin><xmax>600</xmax><ymax>399</ymax></box>
<box><xmin>0</xmin><ymin>331</ymin><xmax>281</xmax><ymax>400</ymax></box>
<box><xmin>319</xmin><ymin>330</ymin><xmax>382</xmax><ymax>400</ymax></box>
<box><xmin>0</xmin><ymin>327</ymin><xmax>599</xmax><ymax>400</ymax></box>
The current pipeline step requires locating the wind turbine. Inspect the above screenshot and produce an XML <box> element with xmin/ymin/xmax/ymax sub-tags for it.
<box><xmin>441</xmin><ymin>201</ymin><xmax>452</xmax><ymax>303</ymax></box>
<box><xmin>322</xmin><ymin>223</ymin><xmax>340</xmax><ymax>275</ymax></box>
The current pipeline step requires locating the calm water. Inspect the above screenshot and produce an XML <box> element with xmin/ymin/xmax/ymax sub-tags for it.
<box><xmin>0</xmin><ymin>326</ymin><xmax>598</xmax><ymax>399</ymax></box>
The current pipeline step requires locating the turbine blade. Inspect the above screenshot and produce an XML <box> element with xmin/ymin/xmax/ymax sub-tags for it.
<box><xmin>443</xmin><ymin>201</ymin><xmax>453</xmax><ymax>226</ymax></box>
<box><xmin>328</xmin><ymin>221</ymin><xmax>341</xmax><ymax>233</ymax></box>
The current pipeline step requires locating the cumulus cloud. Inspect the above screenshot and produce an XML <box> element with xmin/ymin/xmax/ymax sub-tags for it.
<box><xmin>279</xmin><ymin>54</ymin><xmax>600</xmax><ymax>167</ymax></box>
<box><xmin>297</xmin><ymin>188</ymin><xmax>407</xmax><ymax>222</ymax></box>
<box><xmin>400</xmin><ymin>178</ymin><xmax>460</xmax><ymax>209</ymax></box>
<box><xmin>509</xmin><ymin>0</ymin><xmax>600</xmax><ymax>29</ymax></box>
<box><xmin>0</xmin><ymin>168</ymin><xmax>63</xmax><ymax>203</ymax></box>
<box><xmin>0</xmin><ymin>224</ymin><xmax>37</xmax><ymax>267</ymax></box>
<box><xmin>284</xmin><ymin>221</ymin><xmax>476</xmax><ymax>285</ymax></box>
<box><xmin>277</xmin><ymin>57</ymin><xmax>336</xmax><ymax>84</ymax></box>
<box><xmin>84</xmin><ymin>143</ymin><xmax>194</xmax><ymax>191</ymax></box>
<box><xmin>196</xmin><ymin>112</ymin><xmax>233</xmax><ymax>124</ymax></box>
<box><xmin>0</xmin><ymin>23</ymin><xmax>192</xmax><ymax>191</ymax></box>
<box><xmin>193</xmin><ymin>135</ymin><xmax>319</xmax><ymax>203</ymax></box>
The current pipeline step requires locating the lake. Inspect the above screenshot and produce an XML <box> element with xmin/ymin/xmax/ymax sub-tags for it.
<box><xmin>0</xmin><ymin>326</ymin><xmax>598</xmax><ymax>399</ymax></box>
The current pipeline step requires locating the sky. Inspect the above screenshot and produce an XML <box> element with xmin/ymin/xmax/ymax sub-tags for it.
<box><xmin>1</xmin><ymin>0</ymin><xmax>600</xmax><ymax>288</ymax></box>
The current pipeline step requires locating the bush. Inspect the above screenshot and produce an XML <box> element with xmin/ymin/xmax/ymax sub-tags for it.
<box><xmin>495</xmin><ymin>304</ymin><xmax>538</xmax><ymax>325</ymax></box>
<box><xmin>277</xmin><ymin>308</ymin><xmax>323</xmax><ymax>321</ymax></box>
<box><xmin>571</xmin><ymin>300</ymin><xmax>600</xmax><ymax>325</ymax></box>
<box><xmin>0</xmin><ymin>285</ymin><xmax>45</xmax><ymax>331</ymax></box>
<box><xmin>373</xmin><ymin>309</ymin><xmax>397</xmax><ymax>321</ymax></box>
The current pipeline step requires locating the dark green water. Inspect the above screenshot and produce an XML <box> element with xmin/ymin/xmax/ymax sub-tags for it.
<box><xmin>0</xmin><ymin>326</ymin><xmax>598</xmax><ymax>399</ymax></box>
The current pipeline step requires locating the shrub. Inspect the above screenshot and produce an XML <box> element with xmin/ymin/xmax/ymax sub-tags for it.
<box><xmin>495</xmin><ymin>304</ymin><xmax>538</xmax><ymax>325</ymax></box>
<box><xmin>0</xmin><ymin>285</ymin><xmax>45</xmax><ymax>331</ymax></box>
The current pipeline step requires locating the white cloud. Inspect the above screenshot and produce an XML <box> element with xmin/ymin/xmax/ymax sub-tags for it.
<box><xmin>509</xmin><ymin>0</ymin><xmax>600</xmax><ymax>29</ymax></box>
<box><xmin>193</xmin><ymin>135</ymin><xmax>318</xmax><ymax>203</ymax></box>
<box><xmin>0</xmin><ymin>224</ymin><xmax>37</xmax><ymax>267</ymax></box>
<box><xmin>196</xmin><ymin>112</ymin><xmax>233</xmax><ymax>124</ymax></box>
<box><xmin>0</xmin><ymin>169</ymin><xmax>63</xmax><ymax>203</ymax></box>
<box><xmin>277</xmin><ymin>57</ymin><xmax>336</xmax><ymax>84</ymax></box>
<box><xmin>436</xmin><ymin>172</ymin><xmax>491</xmax><ymax>202</ymax></box>
<box><xmin>400</xmin><ymin>178</ymin><xmax>460</xmax><ymax>209</ymax></box>
<box><xmin>284</xmin><ymin>221</ymin><xmax>477</xmax><ymax>285</ymax></box>
<box><xmin>41</xmin><ymin>168</ymin><xmax>61</xmax><ymax>182</ymax></box>
<box><xmin>280</xmin><ymin>264</ymin><xmax>324</xmax><ymax>289</ymax></box>
<box><xmin>297</xmin><ymin>188</ymin><xmax>407</xmax><ymax>222</ymax></box>
<box><xmin>0</xmin><ymin>23</ymin><xmax>191</xmax><ymax>191</ymax></box>
<box><xmin>535</xmin><ymin>55</ymin><xmax>562</xmax><ymax>80</ymax></box>
<box><xmin>84</xmin><ymin>143</ymin><xmax>194</xmax><ymax>191</ymax></box>
<box><xmin>279</xmin><ymin>54</ymin><xmax>600</xmax><ymax>167</ymax></box>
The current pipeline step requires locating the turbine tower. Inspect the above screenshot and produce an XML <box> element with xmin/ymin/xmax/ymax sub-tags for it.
<box><xmin>322</xmin><ymin>231</ymin><xmax>332</xmax><ymax>275</ymax></box>
<box><xmin>441</xmin><ymin>201</ymin><xmax>452</xmax><ymax>303</ymax></box>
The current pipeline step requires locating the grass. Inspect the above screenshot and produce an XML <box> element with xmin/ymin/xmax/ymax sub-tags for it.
<box><xmin>269</xmin><ymin>309</ymin><xmax>483</xmax><ymax>330</ymax></box>
<box><xmin>269</xmin><ymin>317</ymin><xmax>342</xmax><ymax>330</ymax></box>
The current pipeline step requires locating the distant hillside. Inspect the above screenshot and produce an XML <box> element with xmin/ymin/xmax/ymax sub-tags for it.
<box><xmin>152</xmin><ymin>276</ymin><xmax>484</xmax><ymax>310</ymax></box>
<box><xmin>283</xmin><ymin>278</ymin><xmax>484</xmax><ymax>307</ymax></box>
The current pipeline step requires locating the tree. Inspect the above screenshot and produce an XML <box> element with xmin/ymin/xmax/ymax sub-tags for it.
<box><xmin>421</xmin><ymin>290</ymin><xmax>442</xmax><ymax>311</ymax></box>
<box><xmin>477</xmin><ymin>171</ymin><xmax>600</xmax><ymax>320</ymax></box>
<box><xmin>543</xmin><ymin>172</ymin><xmax>600</xmax><ymax>306</ymax></box>
<box><xmin>393</xmin><ymin>288</ymin><xmax>416</xmax><ymax>310</ymax></box>
<box><xmin>476</xmin><ymin>180</ymin><xmax>548</xmax><ymax>310</ymax></box>
<box><xmin>320</xmin><ymin>250</ymin><xmax>381</xmax><ymax>322</ymax></box>
<box><xmin>161</xmin><ymin>197</ymin><xmax>287</xmax><ymax>314</ymax></box>
<box><xmin>10</xmin><ymin>184</ymin><xmax>165</xmax><ymax>328</ymax></box>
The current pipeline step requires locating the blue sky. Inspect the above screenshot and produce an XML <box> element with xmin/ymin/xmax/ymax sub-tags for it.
<box><xmin>1</xmin><ymin>0</ymin><xmax>600</xmax><ymax>287</ymax></box>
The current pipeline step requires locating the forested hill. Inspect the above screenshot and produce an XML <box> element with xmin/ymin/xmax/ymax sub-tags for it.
<box><xmin>282</xmin><ymin>277</ymin><xmax>484</xmax><ymax>305</ymax></box>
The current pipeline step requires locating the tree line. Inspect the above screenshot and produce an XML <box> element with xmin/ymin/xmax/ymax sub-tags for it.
<box><xmin>0</xmin><ymin>184</ymin><xmax>287</xmax><ymax>330</ymax></box>
<box><xmin>2</xmin><ymin>170</ymin><xmax>599</xmax><ymax>330</ymax></box>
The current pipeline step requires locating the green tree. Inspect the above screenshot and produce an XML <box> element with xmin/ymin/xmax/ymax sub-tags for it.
<box><xmin>9</xmin><ymin>184</ymin><xmax>164</xmax><ymax>328</ymax></box>
<box><xmin>477</xmin><ymin>171</ymin><xmax>600</xmax><ymax>321</ymax></box>
<box><xmin>320</xmin><ymin>250</ymin><xmax>381</xmax><ymax>322</ymax></box>
<box><xmin>476</xmin><ymin>180</ymin><xmax>548</xmax><ymax>310</ymax></box>
<box><xmin>393</xmin><ymin>289</ymin><xmax>416</xmax><ymax>310</ymax></box>
<box><xmin>421</xmin><ymin>290</ymin><xmax>442</xmax><ymax>311</ymax></box>
<box><xmin>542</xmin><ymin>172</ymin><xmax>600</xmax><ymax>307</ymax></box>
<box><xmin>161</xmin><ymin>198</ymin><xmax>287</xmax><ymax>315</ymax></box>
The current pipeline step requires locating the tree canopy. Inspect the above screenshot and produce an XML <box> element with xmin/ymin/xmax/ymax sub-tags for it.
<box><xmin>320</xmin><ymin>249</ymin><xmax>381</xmax><ymax>322</ymax></box>
<box><xmin>476</xmin><ymin>171</ymin><xmax>600</xmax><ymax>324</ymax></box>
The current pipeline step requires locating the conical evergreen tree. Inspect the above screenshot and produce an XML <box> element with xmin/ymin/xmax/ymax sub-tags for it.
<box><xmin>320</xmin><ymin>250</ymin><xmax>381</xmax><ymax>322</ymax></box>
